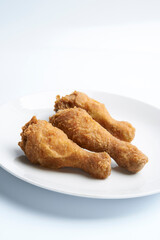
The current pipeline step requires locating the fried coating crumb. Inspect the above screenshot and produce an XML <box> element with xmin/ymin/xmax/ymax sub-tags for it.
<box><xmin>54</xmin><ymin>91</ymin><xmax>135</xmax><ymax>142</ymax></box>
<box><xmin>50</xmin><ymin>108</ymin><xmax>148</xmax><ymax>173</ymax></box>
<box><xmin>18</xmin><ymin>116</ymin><xmax>111</xmax><ymax>179</ymax></box>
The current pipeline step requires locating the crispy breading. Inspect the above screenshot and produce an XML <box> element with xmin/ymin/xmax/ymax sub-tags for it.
<box><xmin>18</xmin><ymin>116</ymin><xmax>111</xmax><ymax>179</ymax></box>
<box><xmin>54</xmin><ymin>91</ymin><xmax>135</xmax><ymax>142</ymax></box>
<box><xmin>50</xmin><ymin>108</ymin><xmax>148</xmax><ymax>173</ymax></box>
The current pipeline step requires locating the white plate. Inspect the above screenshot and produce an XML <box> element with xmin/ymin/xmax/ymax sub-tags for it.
<box><xmin>0</xmin><ymin>90</ymin><xmax>160</xmax><ymax>199</ymax></box>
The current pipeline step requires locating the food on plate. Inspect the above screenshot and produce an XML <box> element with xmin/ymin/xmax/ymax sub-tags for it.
<box><xmin>54</xmin><ymin>91</ymin><xmax>135</xmax><ymax>142</ymax></box>
<box><xmin>50</xmin><ymin>108</ymin><xmax>148</xmax><ymax>173</ymax></box>
<box><xmin>18</xmin><ymin>116</ymin><xmax>111</xmax><ymax>179</ymax></box>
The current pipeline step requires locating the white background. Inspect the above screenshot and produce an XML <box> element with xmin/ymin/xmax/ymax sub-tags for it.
<box><xmin>0</xmin><ymin>1</ymin><xmax>160</xmax><ymax>239</ymax></box>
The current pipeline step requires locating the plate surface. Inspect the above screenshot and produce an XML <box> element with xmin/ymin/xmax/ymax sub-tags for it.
<box><xmin>0</xmin><ymin>90</ymin><xmax>160</xmax><ymax>199</ymax></box>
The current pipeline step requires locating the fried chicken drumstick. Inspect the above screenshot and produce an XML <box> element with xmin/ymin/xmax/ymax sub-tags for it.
<box><xmin>54</xmin><ymin>91</ymin><xmax>135</xmax><ymax>142</ymax></box>
<box><xmin>18</xmin><ymin>116</ymin><xmax>111</xmax><ymax>179</ymax></box>
<box><xmin>50</xmin><ymin>108</ymin><xmax>148</xmax><ymax>173</ymax></box>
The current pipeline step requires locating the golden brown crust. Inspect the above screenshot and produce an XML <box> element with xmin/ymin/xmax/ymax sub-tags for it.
<box><xmin>18</xmin><ymin>116</ymin><xmax>111</xmax><ymax>179</ymax></box>
<box><xmin>54</xmin><ymin>91</ymin><xmax>135</xmax><ymax>142</ymax></box>
<box><xmin>50</xmin><ymin>108</ymin><xmax>148</xmax><ymax>173</ymax></box>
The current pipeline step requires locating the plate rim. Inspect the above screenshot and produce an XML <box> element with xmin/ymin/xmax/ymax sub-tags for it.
<box><xmin>0</xmin><ymin>162</ymin><xmax>160</xmax><ymax>199</ymax></box>
<box><xmin>0</xmin><ymin>89</ymin><xmax>160</xmax><ymax>199</ymax></box>
<box><xmin>0</xmin><ymin>88</ymin><xmax>160</xmax><ymax>111</ymax></box>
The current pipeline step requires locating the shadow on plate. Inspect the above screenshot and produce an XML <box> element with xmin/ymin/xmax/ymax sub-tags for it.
<box><xmin>0</xmin><ymin>165</ymin><xmax>159</xmax><ymax>220</ymax></box>
<box><xmin>15</xmin><ymin>154</ymin><xmax>92</xmax><ymax>179</ymax></box>
<box><xmin>112</xmin><ymin>166</ymin><xmax>133</xmax><ymax>175</ymax></box>
<box><xmin>14</xmin><ymin>147</ymin><xmax>133</xmax><ymax>176</ymax></box>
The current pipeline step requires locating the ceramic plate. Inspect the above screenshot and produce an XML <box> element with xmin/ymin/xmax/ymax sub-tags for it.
<box><xmin>0</xmin><ymin>90</ymin><xmax>160</xmax><ymax>199</ymax></box>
